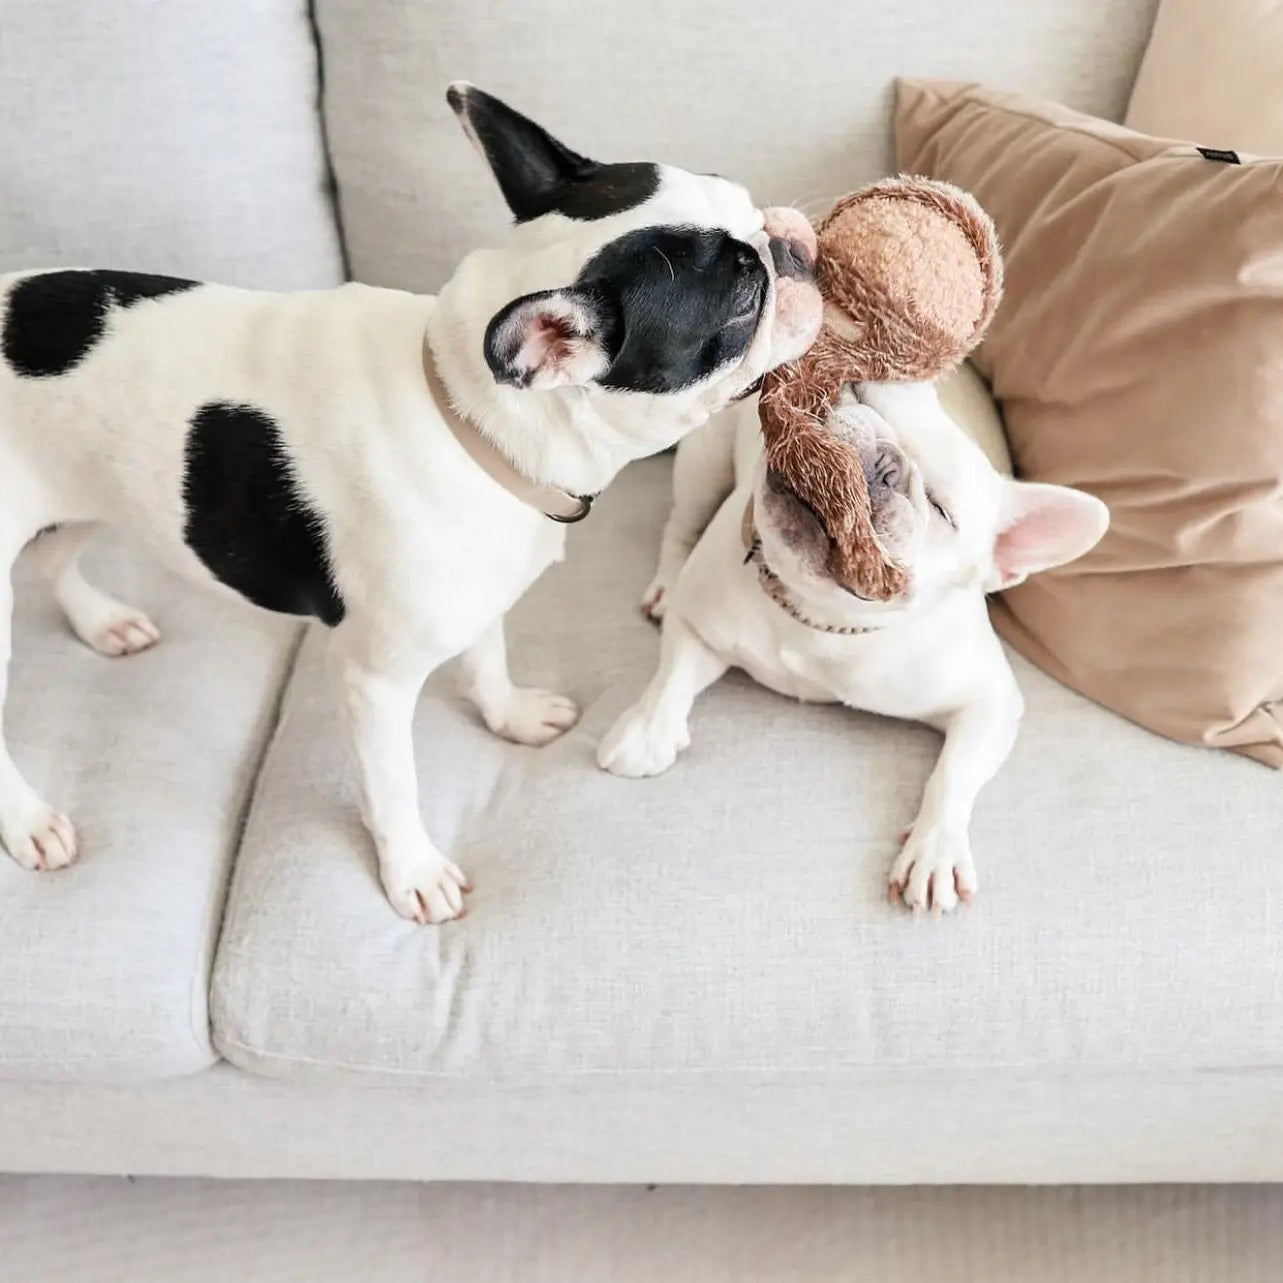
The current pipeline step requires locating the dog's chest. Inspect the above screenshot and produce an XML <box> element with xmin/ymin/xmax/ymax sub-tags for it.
<box><xmin>717</xmin><ymin>602</ymin><xmax>957</xmax><ymax>721</ymax></box>
<box><xmin>330</xmin><ymin>473</ymin><xmax>564</xmax><ymax>648</ymax></box>
<box><xmin>736</xmin><ymin>637</ymin><xmax>843</xmax><ymax>703</ymax></box>
<box><xmin>744</xmin><ymin>633</ymin><xmax>933</xmax><ymax>720</ymax></box>
<box><xmin>751</xmin><ymin>634</ymin><xmax>890</xmax><ymax>707</ymax></box>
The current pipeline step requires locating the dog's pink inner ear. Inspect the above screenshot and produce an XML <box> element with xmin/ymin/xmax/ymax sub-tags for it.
<box><xmin>521</xmin><ymin>314</ymin><xmax>578</xmax><ymax>372</ymax></box>
<box><xmin>485</xmin><ymin>289</ymin><xmax>610</xmax><ymax>390</ymax></box>
<box><xmin>991</xmin><ymin>481</ymin><xmax>1110</xmax><ymax>590</ymax></box>
<box><xmin>511</xmin><ymin>307</ymin><xmax>607</xmax><ymax>389</ymax></box>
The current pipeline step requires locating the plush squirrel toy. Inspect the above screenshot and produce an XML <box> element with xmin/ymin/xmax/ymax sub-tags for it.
<box><xmin>758</xmin><ymin>177</ymin><xmax>1003</xmax><ymax>600</ymax></box>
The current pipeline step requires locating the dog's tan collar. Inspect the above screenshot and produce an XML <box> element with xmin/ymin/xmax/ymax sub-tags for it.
<box><xmin>741</xmin><ymin>496</ymin><xmax>878</xmax><ymax>636</ymax></box>
<box><xmin>422</xmin><ymin>339</ymin><xmax>594</xmax><ymax>523</ymax></box>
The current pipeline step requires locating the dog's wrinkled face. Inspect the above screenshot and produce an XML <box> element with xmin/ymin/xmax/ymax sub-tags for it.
<box><xmin>755</xmin><ymin>380</ymin><xmax>1109</xmax><ymax>624</ymax></box>
<box><xmin>449</xmin><ymin>84</ymin><xmax>822</xmax><ymax>414</ymax></box>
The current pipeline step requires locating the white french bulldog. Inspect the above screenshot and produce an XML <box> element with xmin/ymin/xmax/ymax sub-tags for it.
<box><xmin>0</xmin><ymin>84</ymin><xmax>822</xmax><ymax>921</ymax></box>
<box><xmin>598</xmin><ymin>378</ymin><xmax>1109</xmax><ymax>913</ymax></box>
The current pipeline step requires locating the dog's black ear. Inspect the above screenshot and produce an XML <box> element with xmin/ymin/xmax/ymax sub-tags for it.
<box><xmin>484</xmin><ymin>287</ymin><xmax>619</xmax><ymax>390</ymax></box>
<box><xmin>448</xmin><ymin>82</ymin><xmax>595</xmax><ymax>222</ymax></box>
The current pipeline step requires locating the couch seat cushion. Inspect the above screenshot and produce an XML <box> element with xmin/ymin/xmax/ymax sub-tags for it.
<box><xmin>0</xmin><ymin>537</ymin><xmax>298</xmax><ymax>1083</ymax></box>
<box><xmin>212</xmin><ymin>457</ymin><xmax>1283</xmax><ymax>1085</ymax></box>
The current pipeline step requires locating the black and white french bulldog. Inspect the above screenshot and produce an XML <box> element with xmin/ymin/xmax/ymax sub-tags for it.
<box><xmin>0</xmin><ymin>84</ymin><xmax>823</xmax><ymax>921</ymax></box>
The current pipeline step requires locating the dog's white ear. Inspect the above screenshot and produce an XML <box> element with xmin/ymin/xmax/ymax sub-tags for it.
<box><xmin>484</xmin><ymin>288</ymin><xmax>616</xmax><ymax>391</ymax></box>
<box><xmin>986</xmin><ymin>480</ymin><xmax>1109</xmax><ymax>592</ymax></box>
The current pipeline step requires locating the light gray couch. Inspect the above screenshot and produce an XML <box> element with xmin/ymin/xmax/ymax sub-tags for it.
<box><xmin>3</xmin><ymin>0</ymin><xmax>1281</xmax><ymax>1185</ymax></box>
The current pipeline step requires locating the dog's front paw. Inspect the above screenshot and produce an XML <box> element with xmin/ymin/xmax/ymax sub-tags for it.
<box><xmin>888</xmin><ymin>822</ymin><xmax>976</xmax><ymax>916</ymax></box>
<box><xmin>490</xmin><ymin>687</ymin><xmax>580</xmax><ymax>747</ymax></box>
<box><xmin>1</xmin><ymin>800</ymin><xmax>79</xmax><ymax>872</ymax></box>
<box><xmin>380</xmin><ymin>843</ymin><xmax>472</xmax><ymax>925</ymax></box>
<box><xmin>597</xmin><ymin>705</ymin><xmax>687</xmax><ymax>778</ymax></box>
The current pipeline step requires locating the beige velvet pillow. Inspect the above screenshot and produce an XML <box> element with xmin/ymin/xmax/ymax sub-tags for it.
<box><xmin>1126</xmin><ymin>0</ymin><xmax>1283</xmax><ymax>158</ymax></box>
<box><xmin>896</xmin><ymin>80</ymin><xmax>1283</xmax><ymax>766</ymax></box>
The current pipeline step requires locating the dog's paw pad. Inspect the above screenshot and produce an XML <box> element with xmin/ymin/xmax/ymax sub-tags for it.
<box><xmin>86</xmin><ymin>609</ymin><xmax>161</xmax><ymax>657</ymax></box>
<box><xmin>888</xmin><ymin>824</ymin><xmax>975</xmax><ymax>916</ymax></box>
<box><xmin>597</xmin><ymin>708</ymin><xmax>686</xmax><ymax>778</ymax></box>
<box><xmin>493</xmin><ymin>688</ymin><xmax>580</xmax><ymax>747</ymax></box>
<box><xmin>382</xmin><ymin>852</ymin><xmax>471</xmax><ymax>925</ymax></box>
<box><xmin>2</xmin><ymin>804</ymin><xmax>78</xmax><ymax>872</ymax></box>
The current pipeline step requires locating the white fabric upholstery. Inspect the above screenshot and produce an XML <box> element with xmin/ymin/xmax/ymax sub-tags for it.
<box><xmin>313</xmin><ymin>0</ymin><xmax>1160</xmax><ymax>291</ymax></box>
<box><xmin>2</xmin><ymin>1061</ymin><xmax>1283</xmax><ymax>1183</ymax></box>
<box><xmin>0</xmin><ymin>0</ymin><xmax>343</xmax><ymax>287</ymax></box>
<box><xmin>0</xmin><ymin>539</ymin><xmax>298</xmax><ymax>1083</ymax></box>
<box><xmin>211</xmin><ymin>457</ymin><xmax>1283</xmax><ymax>1090</ymax></box>
<box><xmin>8</xmin><ymin>1175</ymin><xmax>1283</xmax><ymax>1283</ymax></box>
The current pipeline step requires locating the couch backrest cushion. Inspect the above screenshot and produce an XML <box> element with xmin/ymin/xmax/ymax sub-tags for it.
<box><xmin>0</xmin><ymin>1</ymin><xmax>344</xmax><ymax>288</ymax></box>
<box><xmin>314</xmin><ymin>0</ymin><xmax>1159</xmax><ymax>292</ymax></box>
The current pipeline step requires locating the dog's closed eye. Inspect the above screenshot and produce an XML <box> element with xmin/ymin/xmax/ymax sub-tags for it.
<box><xmin>796</xmin><ymin>492</ymin><xmax>832</xmax><ymax>539</ymax></box>
<box><xmin>728</xmin><ymin>279</ymin><xmax>764</xmax><ymax>325</ymax></box>
<box><xmin>928</xmin><ymin>492</ymin><xmax>956</xmax><ymax>530</ymax></box>
<box><xmin>765</xmin><ymin>468</ymin><xmax>834</xmax><ymax>544</ymax></box>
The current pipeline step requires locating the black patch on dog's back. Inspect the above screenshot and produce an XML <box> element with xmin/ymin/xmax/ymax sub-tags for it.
<box><xmin>2</xmin><ymin>269</ymin><xmax>198</xmax><ymax>378</ymax></box>
<box><xmin>183</xmin><ymin>403</ymin><xmax>346</xmax><ymax>626</ymax></box>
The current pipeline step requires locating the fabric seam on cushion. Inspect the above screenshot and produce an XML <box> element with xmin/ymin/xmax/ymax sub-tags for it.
<box><xmin>305</xmin><ymin>0</ymin><xmax>352</xmax><ymax>280</ymax></box>
<box><xmin>214</xmin><ymin>1031</ymin><xmax>1283</xmax><ymax>1083</ymax></box>
<box><xmin>193</xmin><ymin>623</ymin><xmax>308</xmax><ymax>1061</ymax></box>
<box><xmin>911</xmin><ymin>83</ymin><xmax>1279</xmax><ymax>169</ymax></box>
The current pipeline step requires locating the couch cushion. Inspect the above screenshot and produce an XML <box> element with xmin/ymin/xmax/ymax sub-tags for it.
<box><xmin>0</xmin><ymin>1</ymin><xmax>343</xmax><ymax>287</ymax></box>
<box><xmin>211</xmin><ymin>456</ymin><xmax>1283</xmax><ymax>1086</ymax></box>
<box><xmin>5</xmin><ymin>1061</ymin><xmax>1283</xmax><ymax>1183</ymax></box>
<box><xmin>0</xmin><ymin>537</ymin><xmax>298</xmax><ymax>1083</ymax></box>
<box><xmin>313</xmin><ymin>0</ymin><xmax>1158</xmax><ymax>291</ymax></box>
<box><xmin>1126</xmin><ymin>0</ymin><xmax>1283</xmax><ymax>157</ymax></box>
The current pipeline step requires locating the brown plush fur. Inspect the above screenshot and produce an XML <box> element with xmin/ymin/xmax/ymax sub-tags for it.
<box><xmin>759</xmin><ymin>332</ymin><xmax>912</xmax><ymax>600</ymax></box>
<box><xmin>759</xmin><ymin>176</ymin><xmax>1003</xmax><ymax>601</ymax></box>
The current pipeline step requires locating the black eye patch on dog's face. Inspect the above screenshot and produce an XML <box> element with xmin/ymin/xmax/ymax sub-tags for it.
<box><xmin>576</xmin><ymin>226</ymin><xmax>768</xmax><ymax>395</ymax></box>
<box><xmin>449</xmin><ymin>83</ymin><xmax>660</xmax><ymax>223</ymax></box>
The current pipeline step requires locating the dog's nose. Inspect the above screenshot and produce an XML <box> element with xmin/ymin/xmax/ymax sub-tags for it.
<box><xmin>763</xmin><ymin>207</ymin><xmax>818</xmax><ymax>260</ymax></box>
<box><xmin>768</xmin><ymin>235</ymin><xmax>815</xmax><ymax>281</ymax></box>
<box><xmin>871</xmin><ymin>444</ymin><xmax>910</xmax><ymax>495</ymax></box>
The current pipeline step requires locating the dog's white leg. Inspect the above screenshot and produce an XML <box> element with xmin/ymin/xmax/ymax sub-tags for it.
<box><xmin>889</xmin><ymin>688</ymin><xmax>1023</xmax><ymax>915</ymax></box>
<box><xmin>328</xmin><ymin>632</ymin><xmax>470</xmax><ymax>924</ymax></box>
<box><xmin>457</xmin><ymin>618</ymin><xmax>579</xmax><ymax>747</ymax></box>
<box><xmin>29</xmin><ymin>523</ymin><xmax>160</xmax><ymax>657</ymax></box>
<box><xmin>642</xmin><ymin>417</ymin><xmax>737</xmax><ymax>620</ymax></box>
<box><xmin>0</xmin><ymin>539</ymin><xmax>78</xmax><ymax>870</ymax></box>
<box><xmin>598</xmin><ymin>610</ymin><xmax>728</xmax><ymax>777</ymax></box>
